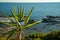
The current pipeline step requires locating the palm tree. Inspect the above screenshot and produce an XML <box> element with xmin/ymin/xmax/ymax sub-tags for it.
<box><xmin>0</xmin><ymin>6</ymin><xmax>43</xmax><ymax>40</ymax></box>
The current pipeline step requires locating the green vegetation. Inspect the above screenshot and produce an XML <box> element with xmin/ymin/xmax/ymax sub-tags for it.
<box><xmin>0</xmin><ymin>6</ymin><xmax>43</xmax><ymax>40</ymax></box>
<box><xmin>0</xmin><ymin>31</ymin><xmax>60</xmax><ymax>40</ymax></box>
<box><xmin>24</xmin><ymin>31</ymin><xmax>60</xmax><ymax>40</ymax></box>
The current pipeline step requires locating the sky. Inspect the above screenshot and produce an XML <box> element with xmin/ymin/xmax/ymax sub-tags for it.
<box><xmin>0</xmin><ymin>0</ymin><xmax>60</xmax><ymax>2</ymax></box>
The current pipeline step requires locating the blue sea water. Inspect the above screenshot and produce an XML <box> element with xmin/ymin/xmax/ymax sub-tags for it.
<box><xmin>0</xmin><ymin>3</ymin><xmax>60</xmax><ymax>33</ymax></box>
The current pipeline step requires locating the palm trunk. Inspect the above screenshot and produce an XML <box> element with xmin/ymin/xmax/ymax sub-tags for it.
<box><xmin>16</xmin><ymin>30</ymin><xmax>22</xmax><ymax>40</ymax></box>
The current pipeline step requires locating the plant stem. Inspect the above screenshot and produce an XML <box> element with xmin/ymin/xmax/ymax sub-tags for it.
<box><xmin>16</xmin><ymin>30</ymin><xmax>23</xmax><ymax>40</ymax></box>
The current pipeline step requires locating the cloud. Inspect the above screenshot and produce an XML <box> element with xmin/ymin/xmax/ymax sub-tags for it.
<box><xmin>0</xmin><ymin>0</ymin><xmax>60</xmax><ymax>2</ymax></box>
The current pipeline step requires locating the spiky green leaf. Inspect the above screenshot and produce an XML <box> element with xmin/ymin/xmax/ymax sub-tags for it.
<box><xmin>17</xmin><ymin>6</ymin><xmax>25</xmax><ymax>20</ymax></box>
<box><xmin>1</xmin><ymin>28</ymin><xmax>18</xmax><ymax>37</ymax></box>
<box><xmin>6</xmin><ymin>32</ymin><xmax>14</xmax><ymax>40</ymax></box>
<box><xmin>6</xmin><ymin>28</ymin><xmax>18</xmax><ymax>40</ymax></box>
<box><xmin>24</xmin><ymin>7</ymin><xmax>34</xmax><ymax>25</ymax></box>
<box><xmin>10</xmin><ymin>9</ymin><xmax>18</xmax><ymax>22</ymax></box>
<box><xmin>23</xmin><ymin>20</ymin><xmax>43</xmax><ymax>28</ymax></box>
<box><xmin>17</xmin><ymin>6</ymin><xmax>21</xmax><ymax>20</ymax></box>
<box><xmin>0</xmin><ymin>22</ymin><xmax>16</xmax><ymax>26</ymax></box>
<box><xmin>0</xmin><ymin>11</ymin><xmax>13</xmax><ymax>22</ymax></box>
<box><xmin>21</xmin><ymin>7</ymin><xmax>24</xmax><ymax>20</ymax></box>
<box><xmin>10</xmin><ymin>9</ymin><xmax>22</xmax><ymax>29</ymax></box>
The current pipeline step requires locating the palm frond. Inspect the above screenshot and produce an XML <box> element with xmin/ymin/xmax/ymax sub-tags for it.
<box><xmin>1</xmin><ymin>28</ymin><xmax>18</xmax><ymax>37</ymax></box>
<box><xmin>21</xmin><ymin>7</ymin><xmax>24</xmax><ymax>20</ymax></box>
<box><xmin>0</xmin><ymin>22</ymin><xmax>16</xmax><ymax>26</ymax></box>
<box><xmin>24</xmin><ymin>7</ymin><xmax>34</xmax><ymax>25</ymax></box>
<box><xmin>23</xmin><ymin>20</ymin><xmax>43</xmax><ymax>28</ymax></box>
<box><xmin>10</xmin><ymin>9</ymin><xmax>18</xmax><ymax>22</ymax></box>
<box><xmin>0</xmin><ymin>11</ymin><xmax>13</xmax><ymax>22</ymax></box>
<box><xmin>17</xmin><ymin>6</ymin><xmax>21</xmax><ymax>20</ymax></box>
<box><xmin>10</xmin><ymin>9</ymin><xmax>23</xmax><ymax>30</ymax></box>
<box><xmin>6</xmin><ymin>32</ymin><xmax>14</xmax><ymax>40</ymax></box>
<box><xmin>17</xmin><ymin>6</ymin><xmax>25</xmax><ymax>20</ymax></box>
<box><xmin>6</xmin><ymin>28</ymin><xmax>18</xmax><ymax>40</ymax></box>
